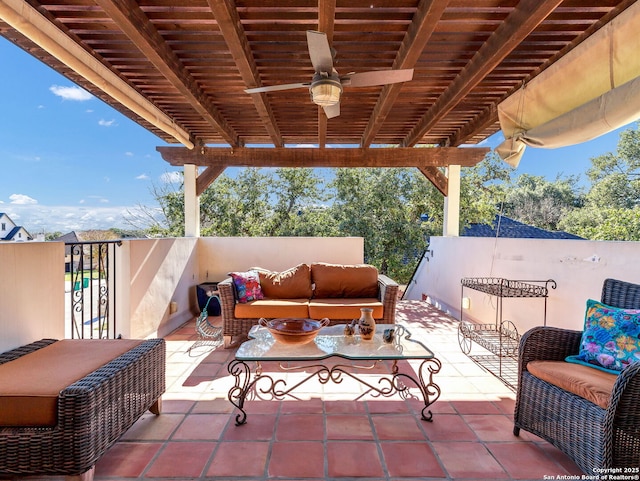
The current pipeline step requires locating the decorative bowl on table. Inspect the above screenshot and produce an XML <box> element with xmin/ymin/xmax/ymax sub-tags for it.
<box><xmin>259</xmin><ymin>318</ymin><xmax>330</xmax><ymax>345</ymax></box>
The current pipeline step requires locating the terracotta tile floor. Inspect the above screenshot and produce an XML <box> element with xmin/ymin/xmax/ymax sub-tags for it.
<box><xmin>93</xmin><ymin>300</ymin><xmax>583</xmax><ymax>481</ymax></box>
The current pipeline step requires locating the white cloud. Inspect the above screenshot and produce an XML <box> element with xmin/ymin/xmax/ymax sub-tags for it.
<box><xmin>98</xmin><ymin>119</ymin><xmax>116</xmax><ymax>127</ymax></box>
<box><xmin>5</xmin><ymin>203</ymin><xmax>150</xmax><ymax>232</ymax></box>
<box><xmin>125</xmin><ymin>152</ymin><xmax>134</xmax><ymax>157</ymax></box>
<box><xmin>86</xmin><ymin>109</ymin><xmax>94</xmax><ymax>113</ymax></box>
<box><xmin>100</xmin><ymin>199</ymin><xmax>109</xmax><ymax>204</ymax></box>
<box><xmin>79</xmin><ymin>199</ymin><xmax>85</xmax><ymax>204</ymax></box>
<box><xmin>49</xmin><ymin>85</ymin><xmax>92</xmax><ymax>101</ymax></box>
<box><xmin>9</xmin><ymin>194</ymin><xmax>38</xmax><ymax>205</ymax></box>
<box><xmin>160</xmin><ymin>171</ymin><xmax>182</xmax><ymax>184</ymax></box>
<box><xmin>136</xmin><ymin>174</ymin><xmax>149</xmax><ymax>180</ymax></box>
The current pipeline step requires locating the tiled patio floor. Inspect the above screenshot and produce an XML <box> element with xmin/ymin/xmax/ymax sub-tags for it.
<box><xmin>95</xmin><ymin>300</ymin><xmax>583</xmax><ymax>481</ymax></box>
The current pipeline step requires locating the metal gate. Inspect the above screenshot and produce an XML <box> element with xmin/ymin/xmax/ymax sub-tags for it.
<box><xmin>66</xmin><ymin>240</ymin><xmax>121</xmax><ymax>339</ymax></box>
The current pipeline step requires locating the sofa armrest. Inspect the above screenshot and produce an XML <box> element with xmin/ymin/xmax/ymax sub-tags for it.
<box><xmin>378</xmin><ymin>274</ymin><xmax>399</xmax><ymax>324</ymax></box>
<box><xmin>518</xmin><ymin>326</ymin><xmax>582</xmax><ymax>371</ymax></box>
<box><xmin>218</xmin><ymin>277</ymin><xmax>238</xmax><ymax>335</ymax></box>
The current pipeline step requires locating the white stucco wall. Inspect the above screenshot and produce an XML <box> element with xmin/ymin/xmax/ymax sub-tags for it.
<box><xmin>124</xmin><ymin>237</ymin><xmax>199</xmax><ymax>339</ymax></box>
<box><xmin>0</xmin><ymin>242</ymin><xmax>65</xmax><ymax>352</ymax></box>
<box><xmin>197</xmin><ymin>236</ymin><xmax>365</xmax><ymax>282</ymax></box>
<box><xmin>405</xmin><ymin>236</ymin><xmax>640</xmax><ymax>334</ymax></box>
<box><xmin>0</xmin><ymin>236</ymin><xmax>367</xmax><ymax>350</ymax></box>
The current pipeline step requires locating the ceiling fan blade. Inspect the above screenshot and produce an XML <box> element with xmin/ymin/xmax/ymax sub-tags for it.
<box><xmin>344</xmin><ymin>68</ymin><xmax>414</xmax><ymax>87</ymax></box>
<box><xmin>307</xmin><ymin>30</ymin><xmax>334</xmax><ymax>73</ymax></box>
<box><xmin>245</xmin><ymin>82</ymin><xmax>309</xmax><ymax>94</ymax></box>
<box><xmin>323</xmin><ymin>103</ymin><xmax>340</xmax><ymax>119</ymax></box>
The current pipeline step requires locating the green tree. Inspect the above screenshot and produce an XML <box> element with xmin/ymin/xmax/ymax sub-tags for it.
<box><xmin>560</xmin><ymin>123</ymin><xmax>640</xmax><ymax>240</ymax></box>
<box><xmin>264</xmin><ymin>168</ymin><xmax>336</xmax><ymax>236</ymax></box>
<box><xmin>200</xmin><ymin>169</ymin><xmax>271</xmax><ymax>236</ymax></box>
<box><xmin>503</xmin><ymin>174</ymin><xmax>583</xmax><ymax>231</ymax></box>
<box><xmin>330</xmin><ymin>168</ymin><xmax>426</xmax><ymax>281</ymax></box>
<box><xmin>409</xmin><ymin>152</ymin><xmax>512</xmax><ymax>233</ymax></box>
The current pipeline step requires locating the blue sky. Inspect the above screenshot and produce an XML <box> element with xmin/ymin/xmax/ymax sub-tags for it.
<box><xmin>0</xmin><ymin>37</ymin><xmax>634</xmax><ymax>235</ymax></box>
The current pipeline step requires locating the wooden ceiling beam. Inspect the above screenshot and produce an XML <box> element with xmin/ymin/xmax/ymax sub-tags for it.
<box><xmin>361</xmin><ymin>0</ymin><xmax>450</xmax><ymax>148</ymax></box>
<box><xmin>196</xmin><ymin>166</ymin><xmax>226</xmax><ymax>196</ymax></box>
<box><xmin>209</xmin><ymin>0</ymin><xmax>283</xmax><ymax>147</ymax></box>
<box><xmin>157</xmin><ymin>146</ymin><xmax>489</xmax><ymax>169</ymax></box>
<box><xmin>418</xmin><ymin>166</ymin><xmax>448</xmax><ymax>196</ymax></box>
<box><xmin>94</xmin><ymin>0</ymin><xmax>241</xmax><ymax>147</ymax></box>
<box><xmin>401</xmin><ymin>0</ymin><xmax>564</xmax><ymax>147</ymax></box>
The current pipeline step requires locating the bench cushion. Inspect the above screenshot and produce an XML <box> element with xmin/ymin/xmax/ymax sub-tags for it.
<box><xmin>308</xmin><ymin>298</ymin><xmax>383</xmax><ymax>319</ymax></box>
<box><xmin>0</xmin><ymin>339</ymin><xmax>144</xmax><ymax>427</ymax></box>
<box><xmin>253</xmin><ymin>264</ymin><xmax>313</xmax><ymax>298</ymax></box>
<box><xmin>235</xmin><ymin>298</ymin><xmax>310</xmax><ymax>319</ymax></box>
<box><xmin>527</xmin><ymin>360</ymin><xmax>617</xmax><ymax>409</ymax></box>
<box><xmin>311</xmin><ymin>263</ymin><xmax>378</xmax><ymax>298</ymax></box>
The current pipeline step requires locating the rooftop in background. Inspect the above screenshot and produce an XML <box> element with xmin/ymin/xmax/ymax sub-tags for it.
<box><xmin>462</xmin><ymin>215</ymin><xmax>584</xmax><ymax>240</ymax></box>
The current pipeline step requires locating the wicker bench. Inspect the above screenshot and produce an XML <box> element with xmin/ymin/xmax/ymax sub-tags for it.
<box><xmin>514</xmin><ymin>278</ymin><xmax>640</xmax><ymax>473</ymax></box>
<box><xmin>0</xmin><ymin>338</ymin><xmax>165</xmax><ymax>481</ymax></box>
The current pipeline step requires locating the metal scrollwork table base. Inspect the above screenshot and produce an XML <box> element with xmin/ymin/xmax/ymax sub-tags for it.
<box><xmin>227</xmin><ymin>324</ymin><xmax>441</xmax><ymax>426</ymax></box>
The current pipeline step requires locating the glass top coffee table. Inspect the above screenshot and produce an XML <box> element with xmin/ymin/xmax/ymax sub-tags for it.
<box><xmin>227</xmin><ymin>323</ymin><xmax>441</xmax><ymax>425</ymax></box>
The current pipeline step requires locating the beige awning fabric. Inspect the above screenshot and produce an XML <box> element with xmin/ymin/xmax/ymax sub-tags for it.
<box><xmin>497</xmin><ymin>2</ymin><xmax>640</xmax><ymax>167</ymax></box>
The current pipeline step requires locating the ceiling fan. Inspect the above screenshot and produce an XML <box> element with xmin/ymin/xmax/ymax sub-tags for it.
<box><xmin>244</xmin><ymin>30</ymin><xmax>414</xmax><ymax>119</ymax></box>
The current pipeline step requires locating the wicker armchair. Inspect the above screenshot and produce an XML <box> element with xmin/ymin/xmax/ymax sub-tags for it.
<box><xmin>514</xmin><ymin>278</ymin><xmax>640</xmax><ymax>473</ymax></box>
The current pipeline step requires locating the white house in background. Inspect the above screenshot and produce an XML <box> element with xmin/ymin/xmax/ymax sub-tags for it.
<box><xmin>0</xmin><ymin>213</ymin><xmax>33</xmax><ymax>242</ymax></box>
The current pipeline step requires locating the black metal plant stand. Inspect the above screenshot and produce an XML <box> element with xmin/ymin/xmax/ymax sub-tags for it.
<box><xmin>457</xmin><ymin>277</ymin><xmax>556</xmax><ymax>389</ymax></box>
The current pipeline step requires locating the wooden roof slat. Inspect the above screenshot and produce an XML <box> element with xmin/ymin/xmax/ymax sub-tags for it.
<box><xmin>360</xmin><ymin>0</ymin><xmax>450</xmax><ymax>147</ymax></box>
<box><xmin>95</xmin><ymin>0</ymin><xmax>241</xmax><ymax>147</ymax></box>
<box><xmin>0</xmin><ymin>0</ymin><xmax>633</xmax><ymax>155</ymax></box>
<box><xmin>401</xmin><ymin>0</ymin><xmax>563</xmax><ymax>147</ymax></box>
<box><xmin>208</xmin><ymin>0</ymin><xmax>283</xmax><ymax>147</ymax></box>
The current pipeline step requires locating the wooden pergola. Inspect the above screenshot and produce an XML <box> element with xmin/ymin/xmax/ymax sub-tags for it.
<box><xmin>0</xmin><ymin>0</ymin><xmax>635</xmax><ymax>235</ymax></box>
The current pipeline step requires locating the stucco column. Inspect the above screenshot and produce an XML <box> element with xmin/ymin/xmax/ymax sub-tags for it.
<box><xmin>443</xmin><ymin>164</ymin><xmax>460</xmax><ymax>236</ymax></box>
<box><xmin>183</xmin><ymin>164</ymin><xmax>200</xmax><ymax>237</ymax></box>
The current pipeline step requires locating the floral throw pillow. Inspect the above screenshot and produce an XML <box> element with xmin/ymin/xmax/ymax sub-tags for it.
<box><xmin>566</xmin><ymin>299</ymin><xmax>640</xmax><ymax>373</ymax></box>
<box><xmin>229</xmin><ymin>270</ymin><xmax>264</xmax><ymax>303</ymax></box>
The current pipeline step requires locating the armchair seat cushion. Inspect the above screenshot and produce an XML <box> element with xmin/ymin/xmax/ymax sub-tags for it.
<box><xmin>0</xmin><ymin>339</ymin><xmax>144</xmax><ymax>427</ymax></box>
<box><xmin>527</xmin><ymin>360</ymin><xmax>617</xmax><ymax>409</ymax></box>
<box><xmin>234</xmin><ymin>298</ymin><xmax>310</xmax><ymax>319</ymax></box>
<box><xmin>308</xmin><ymin>298</ymin><xmax>383</xmax><ymax>319</ymax></box>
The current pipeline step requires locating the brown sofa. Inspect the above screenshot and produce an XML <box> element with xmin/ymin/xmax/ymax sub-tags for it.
<box><xmin>219</xmin><ymin>262</ymin><xmax>399</xmax><ymax>346</ymax></box>
<box><xmin>0</xmin><ymin>338</ymin><xmax>165</xmax><ymax>481</ymax></box>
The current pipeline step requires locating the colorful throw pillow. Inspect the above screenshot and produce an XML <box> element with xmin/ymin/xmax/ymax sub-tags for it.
<box><xmin>566</xmin><ymin>299</ymin><xmax>640</xmax><ymax>373</ymax></box>
<box><xmin>228</xmin><ymin>270</ymin><xmax>264</xmax><ymax>303</ymax></box>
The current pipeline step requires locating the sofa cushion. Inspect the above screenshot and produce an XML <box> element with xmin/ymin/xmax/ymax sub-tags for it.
<box><xmin>527</xmin><ymin>360</ymin><xmax>617</xmax><ymax>409</ymax></box>
<box><xmin>308</xmin><ymin>298</ymin><xmax>383</xmax><ymax>320</ymax></box>
<box><xmin>0</xmin><ymin>339</ymin><xmax>144</xmax><ymax>427</ymax></box>
<box><xmin>252</xmin><ymin>264</ymin><xmax>313</xmax><ymax>299</ymax></box>
<box><xmin>311</xmin><ymin>263</ymin><xmax>378</xmax><ymax>298</ymax></box>
<box><xmin>235</xmin><ymin>298</ymin><xmax>310</xmax><ymax>319</ymax></box>
<box><xmin>566</xmin><ymin>299</ymin><xmax>640</xmax><ymax>373</ymax></box>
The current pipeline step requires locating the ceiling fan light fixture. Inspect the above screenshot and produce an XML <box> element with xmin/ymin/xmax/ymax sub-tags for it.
<box><xmin>310</xmin><ymin>75</ymin><xmax>342</xmax><ymax>106</ymax></box>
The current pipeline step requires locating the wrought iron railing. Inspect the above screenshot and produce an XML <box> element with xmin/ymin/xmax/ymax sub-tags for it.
<box><xmin>66</xmin><ymin>240</ymin><xmax>121</xmax><ymax>339</ymax></box>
